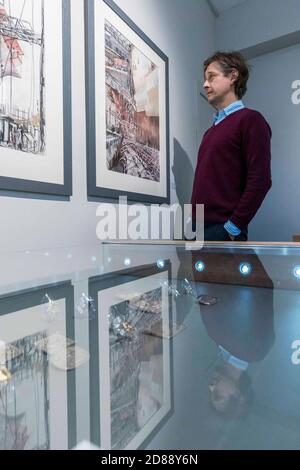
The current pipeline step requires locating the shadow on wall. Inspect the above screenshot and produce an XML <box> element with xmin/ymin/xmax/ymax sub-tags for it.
<box><xmin>172</xmin><ymin>138</ymin><xmax>194</xmax><ymax>207</ymax></box>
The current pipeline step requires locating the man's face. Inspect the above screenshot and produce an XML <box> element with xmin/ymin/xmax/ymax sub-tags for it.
<box><xmin>203</xmin><ymin>61</ymin><xmax>236</xmax><ymax>106</ymax></box>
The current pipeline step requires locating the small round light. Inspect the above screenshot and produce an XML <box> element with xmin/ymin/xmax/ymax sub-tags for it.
<box><xmin>67</xmin><ymin>254</ymin><xmax>72</xmax><ymax>259</ymax></box>
<box><xmin>91</xmin><ymin>256</ymin><xmax>97</xmax><ymax>262</ymax></box>
<box><xmin>195</xmin><ymin>260</ymin><xmax>205</xmax><ymax>272</ymax></box>
<box><xmin>124</xmin><ymin>257</ymin><xmax>131</xmax><ymax>266</ymax></box>
<box><xmin>157</xmin><ymin>259</ymin><xmax>165</xmax><ymax>269</ymax></box>
<box><xmin>44</xmin><ymin>252</ymin><xmax>49</xmax><ymax>257</ymax></box>
<box><xmin>239</xmin><ymin>262</ymin><xmax>252</xmax><ymax>276</ymax></box>
<box><xmin>293</xmin><ymin>265</ymin><xmax>300</xmax><ymax>279</ymax></box>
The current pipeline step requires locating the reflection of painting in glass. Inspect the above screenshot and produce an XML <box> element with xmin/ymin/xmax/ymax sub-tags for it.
<box><xmin>109</xmin><ymin>288</ymin><xmax>164</xmax><ymax>449</ymax></box>
<box><xmin>0</xmin><ymin>331</ymin><xmax>49</xmax><ymax>450</ymax></box>
<box><xmin>0</xmin><ymin>0</ymin><xmax>45</xmax><ymax>154</ymax></box>
<box><xmin>105</xmin><ymin>20</ymin><xmax>160</xmax><ymax>182</ymax></box>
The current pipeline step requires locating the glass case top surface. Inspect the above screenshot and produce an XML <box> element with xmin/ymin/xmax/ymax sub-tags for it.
<box><xmin>0</xmin><ymin>241</ymin><xmax>300</xmax><ymax>450</ymax></box>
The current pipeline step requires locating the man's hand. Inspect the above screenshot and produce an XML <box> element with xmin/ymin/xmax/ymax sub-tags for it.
<box><xmin>224</xmin><ymin>221</ymin><xmax>240</xmax><ymax>241</ymax></box>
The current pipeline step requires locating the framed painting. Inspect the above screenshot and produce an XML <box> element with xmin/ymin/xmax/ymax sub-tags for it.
<box><xmin>89</xmin><ymin>262</ymin><xmax>174</xmax><ymax>450</ymax></box>
<box><xmin>0</xmin><ymin>0</ymin><xmax>72</xmax><ymax>196</ymax></box>
<box><xmin>0</xmin><ymin>281</ymin><xmax>76</xmax><ymax>449</ymax></box>
<box><xmin>85</xmin><ymin>0</ymin><xmax>170</xmax><ymax>203</ymax></box>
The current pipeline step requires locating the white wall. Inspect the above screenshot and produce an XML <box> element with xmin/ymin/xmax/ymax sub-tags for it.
<box><xmin>0</xmin><ymin>0</ymin><xmax>215</xmax><ymax>253</ymax></box>
<box><xmin>216</xmin><ymin>0</ymin><xmax>300</xmax><ymax>56</ymax></box>
<box><xmin>244</xmin><ymin>44</ymin><xmax>300</xmax><ymax>241</ymax></box>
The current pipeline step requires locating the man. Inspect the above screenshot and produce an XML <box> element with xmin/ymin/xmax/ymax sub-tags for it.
<box><xmin>191</xmin><ymin>51</ymin><xmax>272</xmax><ymax>241</ymax></box>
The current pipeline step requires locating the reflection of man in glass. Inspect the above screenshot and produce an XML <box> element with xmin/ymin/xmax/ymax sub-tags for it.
<box><xmin>190</xmin><ymin>249</ymin><xmax>275</xmax><ymax>419</ymax></box>
<box><xmin>209</xmin><ymin>350</ymin><xmax>253</xmax><ymax>419</ymax></box>
<box><xmin>205</xmin><ymin>292</ymin><xmax>274</xmax><ymax>420</ymax></box>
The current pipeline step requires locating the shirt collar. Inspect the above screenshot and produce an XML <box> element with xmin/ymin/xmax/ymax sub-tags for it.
<box><xmin>218</xmin><ymin>345</ymin><xmax>249</xmax><ymax>371</ymax></box>
<box><xmin>213</xmin><ymin>100</ymin><xmax>245</xmax><ymax>124</ymax></box>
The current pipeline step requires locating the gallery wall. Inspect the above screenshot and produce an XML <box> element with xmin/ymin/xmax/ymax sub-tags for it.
<box><xmin>0</xmin><ymin>0</ymin><xmax>215</xmax><ymax>253</ymax></box>
<box><xmin>245</xmin><ymin>44</ymin><xmax>300</xmax><ymax>242</ymax></box>
<box><xmin>216</xmin><ymin>0</ymin><xmax>300</xmax><ymax>57</ymax></box>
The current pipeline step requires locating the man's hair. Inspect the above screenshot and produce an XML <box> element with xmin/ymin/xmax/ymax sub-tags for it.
<box><xmin>204</xmin><ymin>51</ymin><xmax>250</xmax><ymax>99</ymax></box>
<box><xmin>209</xmin><ymin>363</ymin><xmax>253</xmax><ymax>419</ymax></box>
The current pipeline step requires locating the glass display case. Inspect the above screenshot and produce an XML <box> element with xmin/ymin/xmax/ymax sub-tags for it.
<box><xmin>1</xmin><ymin>240</ymin><xmax>300</xmax><ymax>450</ymax></box>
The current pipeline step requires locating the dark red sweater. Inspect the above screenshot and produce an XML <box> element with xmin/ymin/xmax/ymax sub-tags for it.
<box><xmin>191</xmin><ymin>108</ymin><xmax>272</xmax><ymax>230</ymax></box>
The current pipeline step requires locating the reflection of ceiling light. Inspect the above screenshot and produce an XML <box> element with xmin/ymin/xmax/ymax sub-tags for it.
<box><xmin>0</xmin><ymin>367</ymin><xmax>11</xmax><ymax>384</ymax></box>
<box><xmin>157</xmin><ymin>259</ymin><xmax>165</xmax><ymax>269</ymax></box>
<box><xmin>124</xmin><ymin>257</ymin><xmax>131</xmax><ymax>266</ymax></box>
<box><xmin>239</xmin><ymin>262</ymin><xmax>252</xmax><ymax>276</ymax></box>
<box><xmin>195</xmin><ymin>260</ymin><xmax>205</xmax><ymax>272</ymax></box>
<box><xmin>293</xmin><ymin>266</ymin><xmax>300</xmax><ymax>279</ymax></box>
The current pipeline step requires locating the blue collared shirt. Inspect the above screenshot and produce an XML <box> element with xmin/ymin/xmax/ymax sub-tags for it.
<box><xmin>213</xmin><ymin>100</ymin><xmax>245</xmax><ymax>237</ymax></box>
<box><xmin>219</xmin><ymin>345</ymin><xmax>249</xmax><ymax>371</ymax></box>
<box><xmin>214</xmin><ymin>100</ymin><xmax>245</xmax><ymax>125</ymax></box>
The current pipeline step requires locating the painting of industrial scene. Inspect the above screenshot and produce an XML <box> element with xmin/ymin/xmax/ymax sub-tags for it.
<box><xmin>0</xmin><ymin>331</ymin><xmax>49</xmax><ymax>450</ymax></box>
<box><xmin>108</xmin><ymin>287</ymin><xmax>164</xmax><ymax>449</ymax></box>
<box><xmin>0</xmin><ymin>0</ymin><xmax>45</xmax><ymax>155</ymax></box>
<box><xmin>105</xmin><ymin>20</ymin><xmax>160</xmax><ymax>182</ymax></box>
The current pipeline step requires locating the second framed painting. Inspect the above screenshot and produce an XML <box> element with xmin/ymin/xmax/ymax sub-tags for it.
<box><xmin>89</xmin><ymin>262</ymin><xmax>174</xmax><ymax>449</ymax></box>
<box><xmin>85</xmin><ymin>0</ymin><xmax>170</xmax><ymax>204</ymax></box>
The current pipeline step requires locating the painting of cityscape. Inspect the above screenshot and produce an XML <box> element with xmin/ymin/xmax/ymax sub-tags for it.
<box><xmin>89</xmin><ymin>263</ymin><xmax>173</xmax><ymax>449</ymax></box>
<box><xmin>0</xmin><ymin>281</ymin><xmax>75</xmax><ymax>449</ymax></box>
<box><xmin>0</xmin><ymin>331</ymin><xmax>50</xmax><ymax>450</ymax></box>
<box><xmin>108</xmin><ymin>288</ymin><xmax>164</xmax><ymax>449</ymax></box>
<box><xmin>86</xmin><ymin>0</ymin><xmax>169</xmax><ymax>203</ymax></box>
<box><xmin>0</xmin><ymin>0</ymin><xmax>45</xmax><ymax>155</ymax></box>
<box><xmin>0</xmin><ymin>0</ymin><xmax>72</xmax><ymax>196</ymax></box>
<box><xmin>105</xmin><ymin>20</ymin><xmax>160</xmax><ymax>182</ymax></box>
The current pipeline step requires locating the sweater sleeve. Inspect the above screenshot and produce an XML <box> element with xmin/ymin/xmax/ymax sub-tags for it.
<box><xmin>230</xmin><ymin>112</ymin><xmax>272</xmax><ymax>229</ymax></box>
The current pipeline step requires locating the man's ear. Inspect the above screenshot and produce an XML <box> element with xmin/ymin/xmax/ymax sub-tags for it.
<box><xmin>231</xmin><ymin>69</ymin><xmax>239</xmax><ymax>84</ymax></box>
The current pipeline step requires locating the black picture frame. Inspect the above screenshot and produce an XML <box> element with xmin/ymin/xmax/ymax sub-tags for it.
<box><xmin>85</xmin><ymin>0</ymin><xmax>170</xmax><ymax>204</ymax></box>
<box><xmin>88</xmin><ymin>262</ymin><xmax>174</xmax><ymax>449</ymax></box>
<box><xmin>0</xmin><ymin>281</ymin><xmax>76</xmax><ymax>449</ymax></box>
<box><xmin>0</xmin><ymin>0</ymin><xmax>72</xmax><ymax>197</ymax></box>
